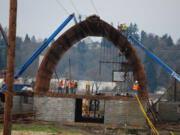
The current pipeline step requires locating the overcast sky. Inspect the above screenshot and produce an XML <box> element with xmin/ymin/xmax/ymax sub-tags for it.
<box><xmin>0</xmin><ymin>0</ymin><xmax>180</xmax><ymax>42</ymax></box>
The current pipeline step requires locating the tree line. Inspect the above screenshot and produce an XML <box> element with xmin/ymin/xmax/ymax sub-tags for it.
<box><xmin>0</xmin><ymin>25</ymin><xmax>180</xmax><ymax>93</ymax></box>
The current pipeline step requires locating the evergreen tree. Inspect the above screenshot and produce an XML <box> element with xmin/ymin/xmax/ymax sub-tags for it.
<box><xmin>167</xmin><ymin>36</ymin><xmax>173</xmax><ymax>46</ymax></box>
<box><xmin>161</xmin><ymin>34</ymin><xmax>174</xmax><ymax>46</ymax></box>
<box><xmin>144</xmin><ymin>54</ymin><xmax>157</xmax><ymax>93</ymax></box>
<box><xmin>101</xmin><ymin>37</ymin><xmax>113</xmax><ymax>48</ymax></box>
<box><xmin>24</xmin><ymin>34</ymin><xmax>31</xmax><ymax>43</ymax></box>
<box><xmin>140</xmin><ymin>30</ymin><xmax>147</xmax><ymax>42</ymax></box>
<box><xmin>15</xmin><ymin>37</ymin><xmax>23</xmax><ymax>67</ymax></box>
<box><xmin>0</xmin><ymin>32</ymin><xmax>2</xmax><ymax>41</ymax></box>
<box><xmin>77</xmin><ymin>41</ymin><xmax>88</xmax><ymax>53</ymax></box>
<box><xmin>128</xmin><ymin>23</ymin><xmax>139</xmax><ymax>40</ymax></box>
<box><xmin>176</xmin><ymin>38</ymin><xmax>180</xmax><ymax>45</ymax></box>
<box><xmin>43</xmin><ymin>38</ymin><xmax>48</xmax><ymax>43</ymax></box>
<box><xmin>141</xmin><ymin>32</ymin><xmax>158</xmax><ymax>93</ymax></box>
<box><xmin>31</xmin><ymin>35</ymin><xmax>36</xmax><ymax>43</ymax></box>
<box><xmin>16</xmin><ymin>36</ymin><xmax>22</xmax><ymax>50</ymax></box>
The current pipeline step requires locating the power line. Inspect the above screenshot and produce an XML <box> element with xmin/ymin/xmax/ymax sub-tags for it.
<box><xmin>56</xmin><ymin>0</ymin><xmax>69</xmax><ymax>15</ymax></box>
<box><xmin>69</xmin><ymin>0</ymin><xmax>80</xmax><ymax>14</ymax></box>
<box><xmin>69</xmin><ymin>0</ymin><xmax>95</xmax><ymax>36</ymax></box>
<box><xmin>89</xmin><ymin>0</ymin><xmax>99</xmax><ymax>14</ymax></box>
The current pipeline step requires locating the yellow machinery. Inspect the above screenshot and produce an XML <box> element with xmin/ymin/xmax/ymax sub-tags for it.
<box><xmin>82</xmin><ymin>81</ymin><xmax>101</xmax><ymax>118</ymax></box>
<box><xmin>82</xmin><ymin>81</ymin><xmax>91</xmax><ymax>117</ymax></box>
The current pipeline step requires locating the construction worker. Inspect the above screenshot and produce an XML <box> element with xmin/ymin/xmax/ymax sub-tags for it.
<box><xmin>71</xmin><ymin>80</ymin><xmax>75</xmax><ymax>94</ymax></box>
<box><xmin>64</xmin><ymin>79</ymin><xmax>69</xmax><ymax>94</ymax></box>
<box><xmin>86</xmin><ymin>81</ymin><xmax>90</xmax><ymax>95</ymax></box>
<box><xmin>74</xmin><ymin>81</ymin><xmax>78</xmax><ymax>94</ymax></box>
<box><xmin>132</xmin><ymin>80</ymin><xmax>139</xmax><ymax>97</ymax></box>
<box><xmin>122</xmin><ymin>24</ymin><xmax>128</xmax><ymax>36</ymax></box>
<box><xmin>58</xmin><ymin>80</ymin><xmax>63</xmax><ymax>93</ymax></box>
<box><xmin>119</xmin><ymin>24</ymin><xmax>123</xmax><ymax>32</ymax></box>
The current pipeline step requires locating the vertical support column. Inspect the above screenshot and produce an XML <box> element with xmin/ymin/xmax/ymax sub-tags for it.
<box><xmin>3</xmin><ymin>0</ymin><xmax>17</xmax><ymax>134</ymax></box>
<box><xmin>69</xmin><ymin>57</ymin><xmax>71</xmax><ymax>94</ymax></box>
<box><xmin>174</xmin><ymin>79</ymin><xmax>177</xmax><ymax>102</ymax></box>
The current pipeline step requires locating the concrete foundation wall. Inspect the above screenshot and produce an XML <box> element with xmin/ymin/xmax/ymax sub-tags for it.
<box><xmin>12</xmin><ymin>96</ymin><xmax>33</xmax><ymax>113</ymax></box>
<box><xmin>34</xmin><ymin>97</ymin><xmax>75</xmax><ymax>122</ymax></box>
<box><xmin>104</xmin><ymin>100</ymin><xmax>146</xmax><ymax>126</ymax></box>
<box><xmin>158</xmin><ymin>102</ymin><xmax>180</xmax><ymax>122</ymax></box>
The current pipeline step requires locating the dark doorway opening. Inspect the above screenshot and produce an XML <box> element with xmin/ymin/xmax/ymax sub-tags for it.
<box><xmin>0</xmin><ymin>93</ymin><xmax>5</xmax><ymax>102</ymax></box>
<box><xmin>0</xmin><ymin>93</ymin><xmax>5</xmax><ymax>114</ymax></box>
<box><xmin>75</xmin><ymin>98</ymin><xmax>104</xmax><ymax>123</ymax></box>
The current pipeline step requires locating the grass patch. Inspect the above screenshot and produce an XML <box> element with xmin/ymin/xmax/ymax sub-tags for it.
<box><xmin>0</xmin><ymin>124</ymin><xmax>59</xmax><ymax>133</ymax></box>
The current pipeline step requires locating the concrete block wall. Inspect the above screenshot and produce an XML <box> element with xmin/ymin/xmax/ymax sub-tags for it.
<box><xmin>157</xmin><ymin>101</ymin><xmax>180</xmax><ymax>122</ymax></box>
<box><xmin>34</xmin><ymin>97</ymin><xmax>75</xmax><ymax>122</ymax></box>
<box><xmin>12</xmin><ymin>96</ymin><xmax>33</xmax><ymax>113</ymax></box>
<box><xmin>104</xmin><ymin>100</ymin><xmax>146</xmax><ymax>126</ymax></box>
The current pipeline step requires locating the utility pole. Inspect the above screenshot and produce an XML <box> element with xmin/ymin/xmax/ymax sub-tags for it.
<box><xmin>174</xmin><ymin>78</ymin><xmax>177</xmax><ymax>102</ymax></box>
<box><xmin>68</xmin><ymin>57</ymin><xmax>71</xmax><ymax>93</ymax></box>
<box><xmin>3</xmin><ymin>0</ymin><xmax>17</xmax><ymax>134</ymax></box>
<box><xmin>69</xmin><ymin>57</ymin><xmax>71</xmax><ymax>81</ymax></box>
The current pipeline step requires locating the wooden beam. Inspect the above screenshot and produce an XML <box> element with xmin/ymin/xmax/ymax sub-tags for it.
<box><xmin>34</xmin><ymin>92</ymin><xmax>139</xmax><ymax>101</ymax></box>
<box><xmin>0</xmin><ymin>24</ymin><xmax>9</xmax><ymax>47</ymax></box>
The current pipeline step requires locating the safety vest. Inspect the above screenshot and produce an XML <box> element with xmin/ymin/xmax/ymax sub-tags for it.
<box><xmin>122</xmin><ymin>25</ymin><xmax>128</xmax><ymax>30</ymax></box>
<box><xmin>86</xmin><ymin>81</ymin><xmax>90</xmax><ymax>94</ymax></box>
<box><xmin>71</xmin><ymin>81</ymin><xmax>75</xmax><ymax>88</ymax></box>
<box><xmin>59</xmin><ymin>81</ymin><xmax>63</xmax><ymax>87</ymax></box>
<box><xmin>133</xmin><ymin>83</ymin><xmax>138</xmax><ymax>91</ymax></box>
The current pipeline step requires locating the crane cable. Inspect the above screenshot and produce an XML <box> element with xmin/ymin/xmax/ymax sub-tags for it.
<box><xmin>89</xmin><ymin>0</ymin><xmax>99</xmax><ymax>14</ymax></box>
<box><xmin>69</xmin><ymin>0</ymin><xmax>79</xmax><ymax>15</ymax></box>
<box><xmin>56</xmin><ymin>0</ymin><xmax>69</xmax><ymax>15</ymax></box>
<box><xmin>68</xmin><ymin>0</ymin><xmax>91</xmax><ymax>34</ymax></box>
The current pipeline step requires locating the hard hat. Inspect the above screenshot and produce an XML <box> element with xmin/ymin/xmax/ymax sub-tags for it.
<box><xmin>135</xmin><ymin>80</ymin><xmax>138</xmax><ymax>83</ymax></box>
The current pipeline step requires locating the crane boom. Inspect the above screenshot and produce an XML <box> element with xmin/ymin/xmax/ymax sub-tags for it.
<box><xmin>1</xmin><ymin>13</ymin><xmax>74</xmax><ymax>90</ymax></box>
<box><xmin>128</xmin><ymin>35</ymin><xmax>180</xmax><ymax>82</ymax></box>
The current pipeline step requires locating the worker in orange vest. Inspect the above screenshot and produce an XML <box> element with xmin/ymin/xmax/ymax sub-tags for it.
<box><xmin>132</xmin><ymin>80</ymin><xmax>139</xmax><ymax>97</ymax></box>
<box><xmin>58</xmin><ymin>80</ymin><xmax>63</xmax><ymax>93</ymax></box>
<box><xmin>71</xmin><ymin>80</ymin><xmax>75</xmax><ymax>94</ymax></box>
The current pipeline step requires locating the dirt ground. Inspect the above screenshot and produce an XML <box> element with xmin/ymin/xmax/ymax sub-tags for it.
<box><xmin>0</xmin><ymin>129</ymin><xmax>93</xmax><ymax>135</ymax></box>
<box><xmin>0</xmin><ymin>120</ymin><xmax>180</xmax><ymax>135</ymax></box>
<box><xmin>0</xmin><ymin>131</ymin><xmax>55</xmax><ymax>135</ymax></box>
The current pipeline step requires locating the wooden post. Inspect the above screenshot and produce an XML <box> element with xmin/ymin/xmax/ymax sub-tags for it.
<box><xmin>3</xmin><ymin>0</ymin><xmax>17</xmax><ymax>135</ymax></box>
<box><xmin>174</xmin><ymin>79</ymin><xmax>177</xmax><ymax>102</ymax></box>
<box><xmin>0</xmin><ymin>24</ymin><xmax>9</xmax><ymax>47</ymax></box>
<box><xmin>68</xmin><ymin>57</ymin><xmax>71</xmax><ymax>93</ymax></box>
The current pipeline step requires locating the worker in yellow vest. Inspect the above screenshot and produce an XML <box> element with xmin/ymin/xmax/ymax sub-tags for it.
<box><xmin>122</xmin><ymin>24</ymin><xmax>128</xmax><ymax>36</ymax></box>
<box><xmin>86</xmin><ymin>81</ymin><xmax>90</xmax><ymax>95</ymax></box>
<box><xmin>132</xmin><ymin>80</ymin><xmax>139</xmax><ymax>97</ymax></box>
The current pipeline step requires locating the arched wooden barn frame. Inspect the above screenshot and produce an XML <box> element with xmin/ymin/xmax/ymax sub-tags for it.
<box><xmin>34</xmin><ymin>15</ymin><xmax>148</xmax><ymax>99</ymax></box>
